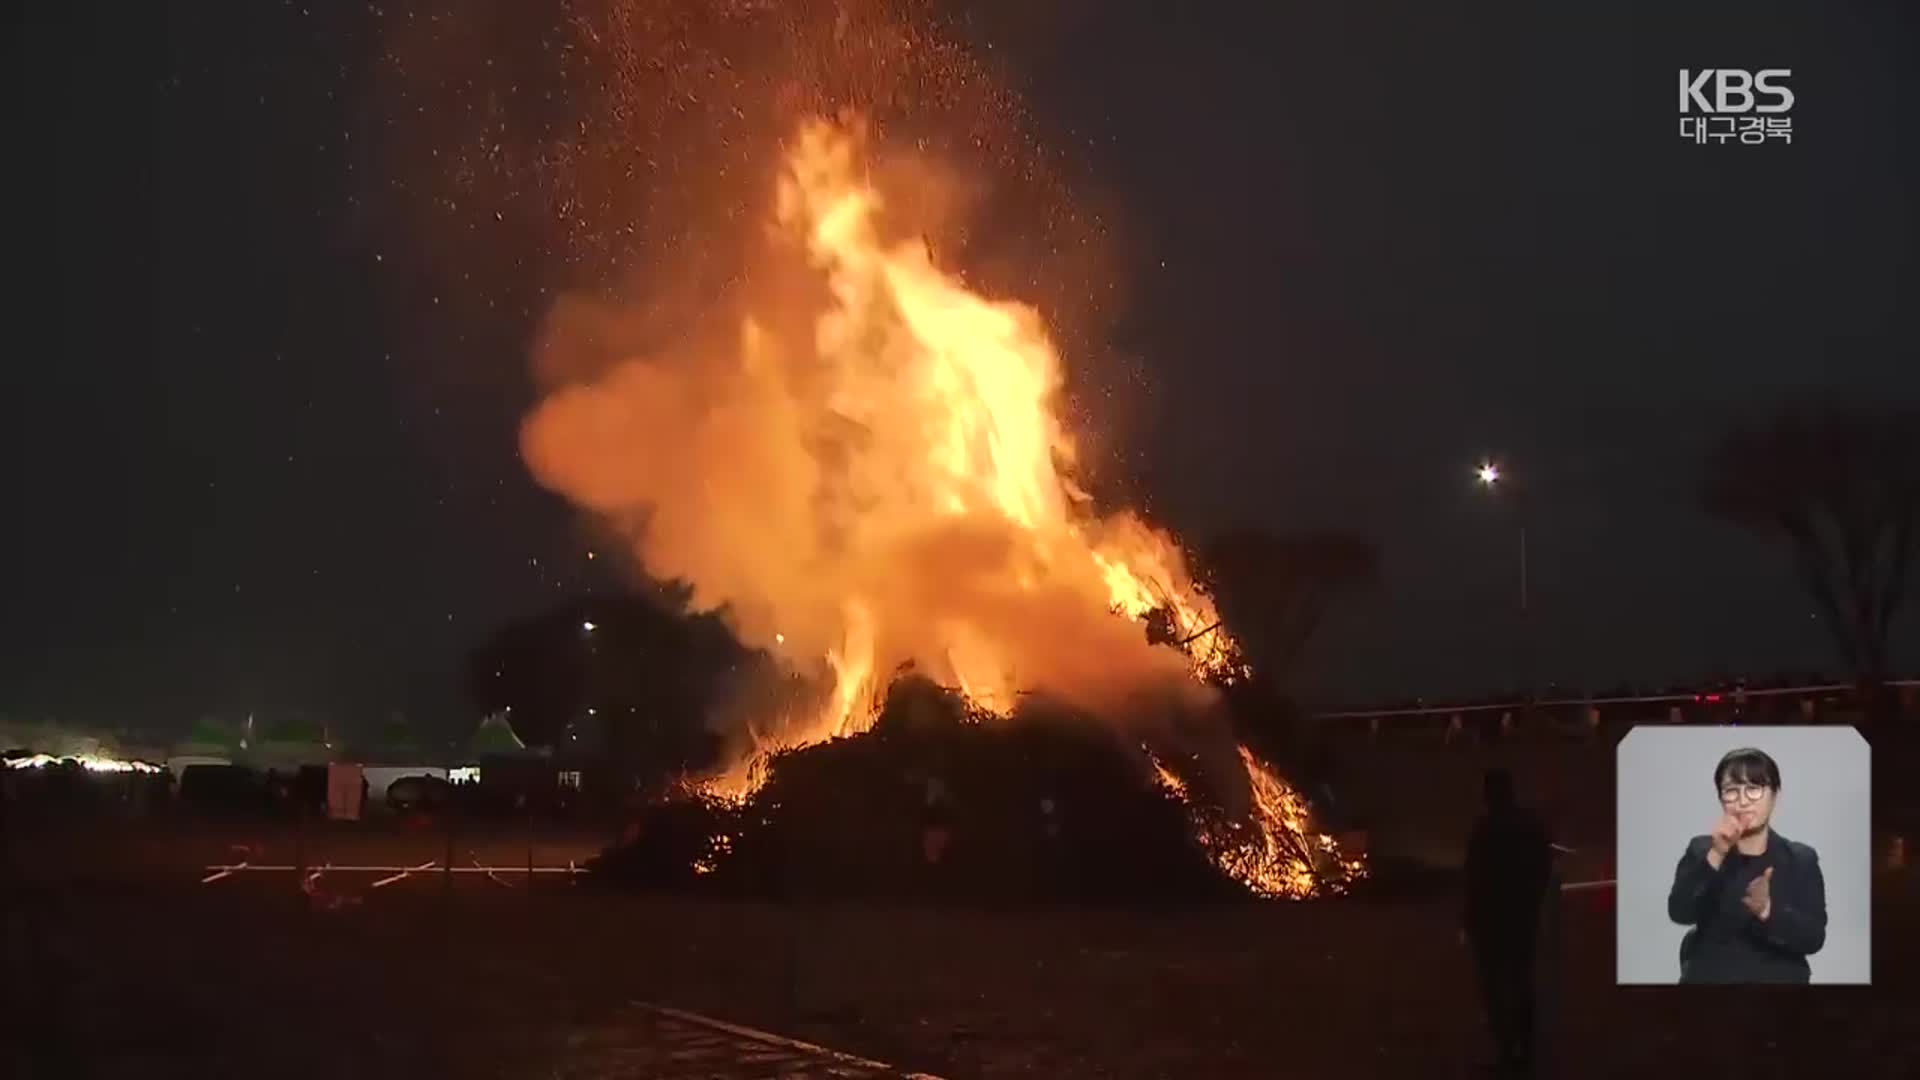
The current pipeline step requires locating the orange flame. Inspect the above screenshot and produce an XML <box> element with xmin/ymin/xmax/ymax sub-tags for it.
<box><xmin>521</xmin><ymin>116</ymin><xmax>1350</xmax><ymax>892</ymax></box>
<box><xmin>1150</xmin><ymin>746</ymin><xmax>1365</xmax><ymax>899</ymax></box>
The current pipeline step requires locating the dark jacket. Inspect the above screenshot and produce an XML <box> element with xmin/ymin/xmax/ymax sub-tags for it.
<box><xmin>1667</xmin><ymin>829</ymin><xmax>1826</xmax><ymax>984</ymax></box>
<box><xmin>1463</xmin><ymin>805</ymin><xmax>1553</xmax><ymax>944</ymax></box>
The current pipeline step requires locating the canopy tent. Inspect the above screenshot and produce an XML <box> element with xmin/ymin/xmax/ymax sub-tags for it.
<box><xmin>469</xmin><ymin>711</ymin><xmax>534</xmax><ymax>757</ymax></box>
<box><xmin>6</xmin><ymin>711</ymin><xmax>543</xmax><ymax>777</ymax></box>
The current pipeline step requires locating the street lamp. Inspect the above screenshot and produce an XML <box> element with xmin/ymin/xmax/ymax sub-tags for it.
<box><xmin>1474</xmin><ymin>463</ymin><xmax>1526</xmax><ymax>615</ymax></box>
<box><xmin>1475</xmin><ymin>461</ymin><xmax>1531</xmax><ymax>702</ymax></box>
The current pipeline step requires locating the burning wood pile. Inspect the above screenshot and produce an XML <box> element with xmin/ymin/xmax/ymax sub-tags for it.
<box><xmin>592</xmin><ymin>676</ymin><xmax>1362</xmax><ymax>902</ymax></box>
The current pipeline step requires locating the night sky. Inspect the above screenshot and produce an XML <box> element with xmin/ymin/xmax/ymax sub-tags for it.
<box><xmin>9</xmin><ymin>1</ymin><xmax>1917</xmax><ymax>736</ymax></box>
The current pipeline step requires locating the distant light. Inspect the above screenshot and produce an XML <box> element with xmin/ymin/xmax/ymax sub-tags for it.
<box><xmin>1476</xmin><ymin>462</ymin><xmax>1501</xmax><ymax>486</ymax></box>
<box><xmin>587</xmin><ymin>707</ymin><xmax>596</xmax><ymax>716</ymax></box>
<box><xmin>774</xmin><ymin>632</ymin><xmax>785</xmax><ymax>645</ymax></box>
<box><xmin>581</xmin><ymin>621</ymin><xmax>597</xmax><ymax>633</ymax></box>
<box><xmin>5</xmin><ymin>753</ymin><xmax>162</xmax><ymax>774</ymax></box>
<box><xmin>586</xmin><ymin>550</ymin><xmax>596</xmax><ymax>560</ymax></box>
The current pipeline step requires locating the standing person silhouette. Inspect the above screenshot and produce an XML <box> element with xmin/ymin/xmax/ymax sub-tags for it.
<box><xmin>1461</xmin><ymin>767</ymin><xmax>1553</xmax><ymax>1076</ymax></box>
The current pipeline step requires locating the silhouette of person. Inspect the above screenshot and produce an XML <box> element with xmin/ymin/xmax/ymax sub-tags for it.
<box><xmin>921</xmin><ymin>775</ymin><xmax>953</xmax><ymax>868</ymax></box>
<box><xmin>1462</xmin><ymin>767</ymin><xmax>1553</xmax><ymax>1075</ymax></box>
<box><xmin>1038</xmin><ymin>795</ymin><xmax>1064</xmax><ymax>897</ymax></box>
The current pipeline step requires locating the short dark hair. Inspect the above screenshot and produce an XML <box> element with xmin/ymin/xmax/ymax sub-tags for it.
<box><xmin>1483</xmin><ymin>767</ymin><xmax>1516</xmax><ymax>806</ymax></box>
<box><xmin>1713</xmin><ymin>747</ymin><xmax>1781</xmax><ymax>791</ymax></box>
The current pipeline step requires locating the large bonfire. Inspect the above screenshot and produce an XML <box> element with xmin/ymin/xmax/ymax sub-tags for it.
<box><xmin>520</xmin><ymin>117</ymin><xmax>1359</xmax><ymax>898</ymax></box>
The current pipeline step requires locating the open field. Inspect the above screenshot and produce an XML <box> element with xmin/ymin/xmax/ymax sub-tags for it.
<box><xmin>5</xmin><ymin>814</ymin><xmax>1917</xmax><ymax>1079</ymax></box>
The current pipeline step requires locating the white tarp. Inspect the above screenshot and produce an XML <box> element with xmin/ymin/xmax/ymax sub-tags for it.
<box><xmin>326</xmin><ymin>762</ymin><xmax>364</xmax><ymax>821</ymax></box>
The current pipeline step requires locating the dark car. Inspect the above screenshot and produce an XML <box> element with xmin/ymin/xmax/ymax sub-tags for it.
<box><xmin>179</xmin><ymin>764</ymin><xmax>263</xmax><ymax>816</ymax></box>
<box><xmin>385</xmin><ymin>774</ymin><xmax>450</xmax><ymax>813</ymax></box>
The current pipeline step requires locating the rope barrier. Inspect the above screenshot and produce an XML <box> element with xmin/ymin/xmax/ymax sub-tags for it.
<box><xmin>199</xmin><ymin>864</ymin><xmax>588</xmax><ymax>876</ymax></box>
<box><xmin>370</xmin><ymin>860</ymin><xmax>437</xmax><ymax>888</ymax></box>
<box><xmin>1315</xmin><ymin>679</ymin><xmax>1916</xmax><ymax>721</ymax></box>
<box><xmin>473</xmin><ymin>855</ymin><xmax>518</xmax><ymax>888</ymax></box>
<box><xmin>200</xmin><ymin>861</ymin><xmax>246</xmax><ymax>884</ymax></box>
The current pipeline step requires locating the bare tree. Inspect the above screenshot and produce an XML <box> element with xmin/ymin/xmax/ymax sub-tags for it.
<box><xmin>464</xmin><ymin>586</ymin><xmax>737</xmax><ymax>785</ymax></box>
<box><xmin>1195</xmin><ymin>529</ymin><xmax>1381</xmax><ymax>684</ymax></box>
<box><xmin>1702</xmin><ymin>406</ymin><xmax>1920</xmax><ymax>714</ymax></box>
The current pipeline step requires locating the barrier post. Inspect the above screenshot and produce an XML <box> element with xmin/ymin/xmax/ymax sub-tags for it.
<box><xmin>293</xmin><ymin>805</ymin><xmax>306</xmax><ymax>901</ymax></box>
<box><xmin>443</xmin><ymin>808</ymin><xmax>454</xmax><ymax>901</ymax></box>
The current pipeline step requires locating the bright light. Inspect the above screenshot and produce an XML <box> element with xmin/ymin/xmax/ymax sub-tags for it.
<box><xmin>1476</xmin><ymin>462</ymin><xmax>1501</xmax><ymax>486</ymax></box>
<box><xmin>448</xmin><ymin>766</ymin><xmax>480</xmax><ymax>784</ymax></box>
<box><xmin>774</xmin><ymin>632</ymin><xmax>785</xmax><ymax>645</ymax></box>
<box><xmin>581</xmin><ymin>621</ymin><xmax>597</xmax><ymax>633</ymax></box>
<box><xmin>5</xmin><ymin>753</ymin><xmax>162</xmax><ymax>774</ymax></box>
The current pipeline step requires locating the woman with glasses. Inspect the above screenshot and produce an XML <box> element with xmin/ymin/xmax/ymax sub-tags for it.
<box><xmin>1666</xmin><ymin>747</ymin><xmax>1828</xmax><ymax>983</ymax></box>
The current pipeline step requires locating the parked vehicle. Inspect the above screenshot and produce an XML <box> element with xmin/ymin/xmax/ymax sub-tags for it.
<box><xmin>178</xmin><ymin>764</ymin><xmax>262</xmax><ymax>816</ymax></box>
<box><xmin>385</xmin><ymin>773</ymin><xmax>450</xmax><ymax>813</ymax></box>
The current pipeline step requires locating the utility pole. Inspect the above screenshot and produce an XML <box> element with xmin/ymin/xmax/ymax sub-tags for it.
<box><xmin>1518</xmin><ymin>513</ymin><xmax>1532</xmax><ymax>719</ymax></box>
<box><xmin>1477</xmin><ymin>461</ymin><xmax>1534</xmax><ymax>719</ymax></box>
<box><xmin>443</xmin><ymin>740</ymin><xmax>455</xmax><ymax>904</ymax></box>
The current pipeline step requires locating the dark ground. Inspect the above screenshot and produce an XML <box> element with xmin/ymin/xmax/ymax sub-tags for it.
<box><xmin>4</xmin><ymin>816</ymin><xmax>1916</xmax><ymax>1080</ymax></box>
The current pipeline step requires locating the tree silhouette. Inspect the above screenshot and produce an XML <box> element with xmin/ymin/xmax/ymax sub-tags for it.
<box><xmin>373</xmin><ymin>711</ymin><xmax>423</xmax><ymax>759</ymax></box>
<box><xmin>465</xmin><ymin>612</ymin><xmax>587</xmax><ymax>750</ymax></box>
<box><xmin>1702</xmin><ymin>406</ymin><xmax>1919</xmax><ymax>714</ymax></box>
<box><xmin>1195</xmin><ymin>529</ymin><xmax>1380</xmax><ymax>685</ymax></box>
<box><xmin>465</xmin><ymin>583</ymin><xmax>739</xmax><ymax>786</ymax></box>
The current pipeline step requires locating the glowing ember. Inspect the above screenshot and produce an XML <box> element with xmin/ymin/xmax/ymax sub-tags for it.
<box><xmin>692</xmin><ymin>832</ymin><xmax>736</xmax><ymax>876</ymax></box>
<box><xmin>1149</xmin><ymin>746</ymin><xmax>1363</xmax><ymax>899</ymax></box>
<box><xmin>1149</xmin><ymin>753</ymin><xmax>1190</xmax><ymax>799</ymax></box>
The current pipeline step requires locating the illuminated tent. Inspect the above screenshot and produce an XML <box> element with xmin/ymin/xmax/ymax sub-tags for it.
<box><xmin>469</xmin><ymin>711</ymin><xmax>531</xmax><ymax>758</ymax></box>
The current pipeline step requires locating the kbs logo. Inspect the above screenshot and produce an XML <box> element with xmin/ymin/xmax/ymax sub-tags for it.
<box><xmin>1679</xmin><ymin>69</ymin><xmax>1794</xmax><ymax>113</ymax></box>
<box><xmin>1678</xmin><ymin>69</ymin><xmax>1793</xmax><ymax>145</ymax></box>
